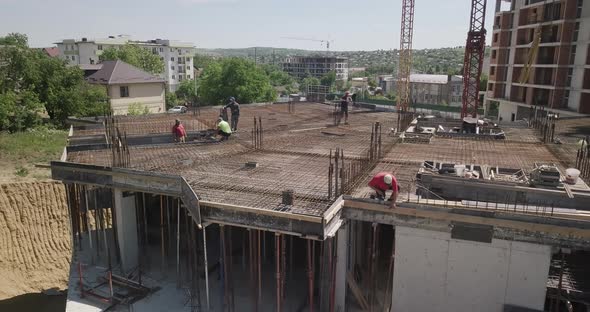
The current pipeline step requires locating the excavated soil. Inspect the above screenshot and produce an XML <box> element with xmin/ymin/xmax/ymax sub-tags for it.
<box><xmin>0</xmin><ymin>182</ymin><xmax>72</xmax><ymax>300</ymax></box>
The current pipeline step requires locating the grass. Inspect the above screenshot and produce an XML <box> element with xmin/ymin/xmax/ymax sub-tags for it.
<box><xmin>0</xmin><ymin>128</ymin><xmax>68</xmax><ymax>165</ymax></box>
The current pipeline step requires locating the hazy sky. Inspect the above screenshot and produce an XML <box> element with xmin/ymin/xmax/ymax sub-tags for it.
<box><xmin>0</xmin><ymin>0</ymin><xmax>497</xmax><ymax>50</ymax></box>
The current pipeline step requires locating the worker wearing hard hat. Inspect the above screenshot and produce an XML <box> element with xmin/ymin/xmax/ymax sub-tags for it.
<box><xmin>217</xmin><ymin>117</ymin><xmax>232</xmax><ymax>141</ymax></box>
<box><xmin>368</xmin><ymin>172</ymin><xmax>399</xmax><ymax>208</ymax></box>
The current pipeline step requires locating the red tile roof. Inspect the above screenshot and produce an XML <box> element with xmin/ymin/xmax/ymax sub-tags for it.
<box><xmin>42</xmin><ymin>47</ymin><xmax>59</xmax><ymax>57</ymax></box>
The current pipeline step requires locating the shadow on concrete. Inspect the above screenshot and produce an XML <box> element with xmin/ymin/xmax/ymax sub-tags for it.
<box><xmin>0</xmin><ymin>290</ymin><xmax>67</xmax><ymax>312</ymax></box>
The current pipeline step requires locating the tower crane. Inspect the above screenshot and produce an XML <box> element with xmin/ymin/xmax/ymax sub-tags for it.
<box><xmin>461</xmin><ymin>0</ymin><xmax>487</xmax><ymax>118</ymax></box>
<box><xmin>396</xmin><ymin>0</ymin><xmax>416</xmax><ymax>114</ymax></box>
<box><xmin>281</xmin><ymin>37</ymin><xmax>334</xmax><ymax>53</ymax></box>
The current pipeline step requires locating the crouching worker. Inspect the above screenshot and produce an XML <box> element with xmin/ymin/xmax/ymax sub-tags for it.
<box><xmin>217</xmin><ymin>117</ymin><xmax>232</xmax><ymax>141</ymax></box>
<box><xmin>368</xmin><ymin>172</ymin><xmax>399</xmax><ymax>208</ymax></box>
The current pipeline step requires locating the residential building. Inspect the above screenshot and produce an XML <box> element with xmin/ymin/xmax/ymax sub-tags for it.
<box><xmin>55</xmin><ymin>35</ymin><xmax>195</xmax><ymax>91</ymax></box>
<box><xmin>281</xmin><ymin>56</ymin><xmax>348</xmax><ymax>80</ymax></box>
<box><xmin>86</xmin><ymin>60</ymin><xmax>165</xmax><ymax>115</ymax></box>
<box><xmin>486</xmin><ymin>0</ymin><xmax>590</xmax><ymax>122</ymax></box>
<box><xmin>41</xmin><ymin>47</ymin><xmax>59</xmax><ymax>57</ymax></box>
<box><xmin>379</xmin><ymin>74</ymin><xmax>465</xmax><ymax>106</ymax></box>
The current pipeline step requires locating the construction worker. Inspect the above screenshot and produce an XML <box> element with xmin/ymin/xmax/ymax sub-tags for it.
<box><xmin>368</xmin><ymin>172</ymin><xmax>399</xmax><ymax>208</ymax></box>
<box><xmin>172</xmin><ymin>119</ymin><xmax>186</xmax><ymax>143</ymax></box>
<box><xmin>340</xmin><ymin>91</ymin><xmax>352</xmax><ymax>125</ymax></box>
<box><xmin>217</xmin><ymin>117</ymin><xmax>232</xmax><ymax>141</ymax></box>
<box><xmin>224</xmin><ymin>96</ymin><xmax>240</xmax><ymax>132</ymax></box>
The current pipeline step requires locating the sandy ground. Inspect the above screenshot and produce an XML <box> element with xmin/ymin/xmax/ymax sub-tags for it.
<box><xmin>0</xmin><ymin>181</ymin><xmax>72</xmax><ymax>300</ymax></box>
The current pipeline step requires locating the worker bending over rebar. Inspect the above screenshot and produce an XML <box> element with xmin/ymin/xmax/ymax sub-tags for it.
<box><xmin>368</xmin><ymin>172</ymin><xmax>399</xmax><ymax>208</ymax></box>
<box><xmin>217</xmin><ymin>117</ymin><xmax>232</xmax><ymax>141</ymax></box>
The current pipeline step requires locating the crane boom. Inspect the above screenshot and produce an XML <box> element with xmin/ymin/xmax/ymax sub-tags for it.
<box><xmin>281</xmin><ymin>37</ymin><xmax>333</xmax><ymax>52</ymax></box>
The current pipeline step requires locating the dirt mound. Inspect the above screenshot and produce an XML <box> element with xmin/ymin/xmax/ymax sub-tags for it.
<box><xmin>0</xmin><ymin>182</ymin><xmax>72</xmax><ymax>300</ymax></box>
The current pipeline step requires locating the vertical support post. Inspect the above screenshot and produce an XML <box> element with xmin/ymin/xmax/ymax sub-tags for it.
<box><xmin>160</xmin><ymin>195</ymin><xmax>165</xmax><ymax>271</ymax></box>
<box><xmin>257</xmin><ymin>230</ymin><xmax>262</xmax><ymax>309</ymax></box>
<box><xmin>307</xmin><ymin>239</ymin><xmax>314</xmax><ymax>312</ymax></box>
<box><xmin>202</xmin><ymin>225</ymin><xmax>210</xmax><ymax>311</ymax></box>
<box><xmin>275</xmin><ymin>233</ymin><xmax>281</xmax><ymax>312</ymax></box>
<box><xmin>176</xmin><ymin>199</ymin><xmax>181</xmax><ymax>288</ymax></box>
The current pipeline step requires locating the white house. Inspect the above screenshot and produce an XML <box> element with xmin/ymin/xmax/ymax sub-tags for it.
<box><xmin>86</xmin><ymin>60</ymin><xmax>165</xmax><ymax>115</ymax></box>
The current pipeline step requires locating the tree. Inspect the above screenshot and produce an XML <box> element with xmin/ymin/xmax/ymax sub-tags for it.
<box><xmin>368</xmin><ymin>77</ymin><xmax>377</xmax><ymax>88</ymax></box>
<box><xmin>0</xmin><ymin>33</ymin><xmax>28</xmax><ymax>47</ymax></box>
<box><xmin>300</xmin><ymin>77</ymin><xmax>321</xmax><ymax>94</ymax></box>
<box><xmin>175</xmin><ymin>79</ymin><xmax>196</xmax><ymax>104</ymax></box>
<box><xmin>320</xmin><ymin>71</ymin><xmax>336</xmax><ymax>87</ymax></box>
<box><xmin>480</xmin><ymin>73</ymin><xmax>489</xmax><ymax>91</ymax></box>
<box><xmin>99</xmin><ymin>44</ymin><xmax>165</xmax><ymax>74</ymax></box>
<box><xmin>0</xmin><ymin>33</ymin><xmax>108</xmax><ymax>130</ymax></box>
<box><xmin>193</xmin><ymin>54</ymin><xmax>218</xmax><ymax>70</ymax></box>
<box><xmin>166</xmin><ymin>89</ymin><xmax>178</xmax><ymax>109</ymax></box>
<box><xmin>199</xmin><ymin>58</ymin><xmax>276</xmax><ymax>105</ymax></box>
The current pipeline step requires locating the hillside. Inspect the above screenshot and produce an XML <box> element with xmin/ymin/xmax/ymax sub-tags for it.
<box><xmin>196</xmin><ymin>47</ymin><xmax>490</xmax><ymax>75</ymax></box>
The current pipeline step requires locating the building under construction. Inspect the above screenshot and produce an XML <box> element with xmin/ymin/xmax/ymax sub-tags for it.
<box><xmin>52</xmin><ymin>101</ymin><xmax>590</xmax><ymax>312</ymax></box>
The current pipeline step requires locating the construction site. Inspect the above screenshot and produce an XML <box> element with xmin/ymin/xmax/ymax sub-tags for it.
<box><xmin>45</xmin><ymin>0</ymin><xmax>590</xmax><ymax>311</ymax></box>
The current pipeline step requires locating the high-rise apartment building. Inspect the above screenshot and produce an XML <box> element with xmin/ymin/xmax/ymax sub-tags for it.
<box><xmin>487</xmin><ymin>0</ymin><xmax>590</xmax><ymax>121</ymax></box>
<box><xmin>281</xmin><ymin>56</ymin><xmax>349</xmax><ymax>81</ymax></box>
<box><xmin>56</xmin><ymin>35</ymin><xmax>195</xmax><ymax>91</ymax></box>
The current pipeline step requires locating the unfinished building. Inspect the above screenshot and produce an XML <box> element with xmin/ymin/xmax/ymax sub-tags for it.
<box><xmin>52</xmin><ymin>102</ymin><xmax>590</xmax><ymax>311</ymax></box>
<box><xmin>487</xmin><ymin>0</ymin><xmax>590</xmax><ymax>121</ymax></box>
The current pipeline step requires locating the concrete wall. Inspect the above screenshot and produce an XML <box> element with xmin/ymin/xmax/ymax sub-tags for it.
<box><xmin>114</xmin><ymin>189</ymin><xmax>138</xmax><ymax>272</ymax></box>
<box><xmin>392</xmin><ymin>226</ymin><xmax>551</xmax><ymax>312</ymax></box>
<box><xmin>108</xmin><ymin>83</ymin><xmax>165</xmax><ymax>115</ymax></box>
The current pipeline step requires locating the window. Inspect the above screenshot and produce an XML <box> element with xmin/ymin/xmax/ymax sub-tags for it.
<box><xmin>179</xmin><ymin>75</ymin><xmax>183</xmax><ymax>81</ymax></box>
<box><xmin>90</xmin><ymin>59</ymin><xmax>95</xmax><ymax>65</ymax></box>
<box><xmin>120</xmin><ymin>86</ymin><xmax>129</xmax><ymax>98</ymax></box>
<box><xmin>570</xmin><ymin>45</ymin><xmax>577</xmax><ymax>64</ymax></box>
<box><xmin>492</xmin><ymin>50</ymin><xmax>497</xmax><ymax>59</ymax></box>
<box><xmin>170</xmin><ymin>48</ymin><xmax>173</xmax><ymax>52</ymax></box>
<box><xmin>172</xmin><ymin>75</ymin><xmax>175</xmax><ymax>79</ymax></box>
<box><xmin>160</xmin><ymin>47</ymin><xmax>163</xmax><ymax>53</ymax></box>
<box><xmin>577</xmin><ymin>0</ymin><xmax>583</xmax><ymax>18</ymax></box>
<box><xmin>563</xmin><ymin>90</ymin><xmax>570</xmax><ymax>107</ymax></box>
<box><xmin>98</xmin><ymin>45</ymin><xmax>103</xmax><ymax>50</ymax></box>
<box><xmin>490</xmin><ymin>67</ymin><xmax>496</xmax><ymax>75</ymax></box>
<box><xmin>567</xmin><ymin>68</ymin><xmax>573</xmax><ymax>86</ymax></box>
<box><xmin>71</xmin><ymin>55</ymin><xmax>76</xmax><ymax>61</ymax></box>
<box><xmin>493</xmin><ymin>33</ymin><xmax>498</xmax><ymax>43</ymax></box>
<box><xmin>171</xmin><ymin>65</ymin><xmax>175</xmax><ymax>70</ymax></box>
<box><xmin>573</xmin><ymin>22</ymin><xmax>580</xmax><ymax>41</ymax></box>
<box><xmin>171</xmin><ymin>57</ymin><xmax>175</xmax><ymax>61</ymax></box>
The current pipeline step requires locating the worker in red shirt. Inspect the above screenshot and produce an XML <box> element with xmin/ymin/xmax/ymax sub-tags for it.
<box><xmin>368</xmin><ymin>172</ymin><xmax>399</xmax><ymax>208</ymax></box>
<box><xmin>172</xmin><ymin>119</ymin><xmax>186</xmax><ymax>143</ymax></box>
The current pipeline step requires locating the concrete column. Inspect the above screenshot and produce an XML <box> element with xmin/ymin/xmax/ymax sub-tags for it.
<box><xmin>334</xmin><ymin>223</ymin><xmax>349</xmax><ymax>312</ymax></box>
<box><xmin>114</xmin><ymin>188</ymin><xmax>138</xmax><ymax>272</ymax></box>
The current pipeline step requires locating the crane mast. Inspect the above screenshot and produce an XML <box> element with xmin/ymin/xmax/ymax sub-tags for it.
<box><xmin>461</xmin><ymin>0</ymin><xmax>487</xmax><ymax>118</ymax></box>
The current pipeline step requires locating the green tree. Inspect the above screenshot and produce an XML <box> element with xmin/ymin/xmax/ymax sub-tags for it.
<box><xmin>480</xmin><ymin>73</ymin><xmax>489</xmax><ymax>91</ymax></box>
<box><xmin>199</xmin><ymin>58</ymin><xmax>276</xmax><ymax>105</ymax></box>
<box><xmin>99</xmin><ymin>44</ymin><xmax>165</xmax><ymax>74</ymax></box>
<box><xmin>320</xmin><ymin>71</ymin><xmax>336</xmax><ymax>87</ymax></box>
<box><xmin>0</xmin><ymin>33</ymin><xmax>108</xmax><ymax>130</ymax></box>
<box><xmin>300</xmin><ymin>77</ymin><xmax>321</xmax><ymax>93</ymax></box>
<box><xmin>175</xmin><ymin>79</ymin><xmax>196</xmax><ymax>104</ymax></box>
<box><xmin>368</xmin><ymin>77</ymin><xmax>377</xmax><ymax>88</ymax></box>
<box><xmin>0</xmin><ymin>33</ymin><xmax>28</xmax><ymax>47</ymax></box>
<box><xmin>165</xmin><ymin>89</ymin><xmax>178</xmax><ymax>109</ymax></box>
<box><xmin>193</xmin><ymin>54</ymin><xmax>218</xmax><ymax>70</ymax></box>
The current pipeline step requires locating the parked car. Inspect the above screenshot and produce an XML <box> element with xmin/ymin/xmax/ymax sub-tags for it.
<box><xmin>168</xmin><ymin>106</ymin><xmax>187</xmax><ymax>113</ymax></box>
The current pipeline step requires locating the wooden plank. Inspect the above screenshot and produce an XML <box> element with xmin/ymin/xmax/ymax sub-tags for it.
<box><xmin>199</xmin><ymin>200</ymin><xmax>323</xmax><ymax>224</ymax></box>
<box><xmin>346</xmin><ymin>271</ymin><xmax>369</xmax><ymax>311</ymax></box>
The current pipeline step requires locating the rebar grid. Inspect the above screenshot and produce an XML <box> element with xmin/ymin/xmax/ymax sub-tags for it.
<box><xmin>65</xmin><ymin>102</ymin><xmax>587</xmax><ymax>217</ymax></box>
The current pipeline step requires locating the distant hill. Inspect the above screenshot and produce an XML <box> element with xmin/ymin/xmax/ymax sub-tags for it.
<box><xmin>196</xmin><ymin>47</ymin><xmax>490</xmax><ymax>75</ymax></box>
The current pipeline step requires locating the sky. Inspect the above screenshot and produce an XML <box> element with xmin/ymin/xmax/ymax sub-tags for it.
<box><xmin>0</xmin><ymin>0</ymin><xmax>498</xmax><ymax>51</ymax></box>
